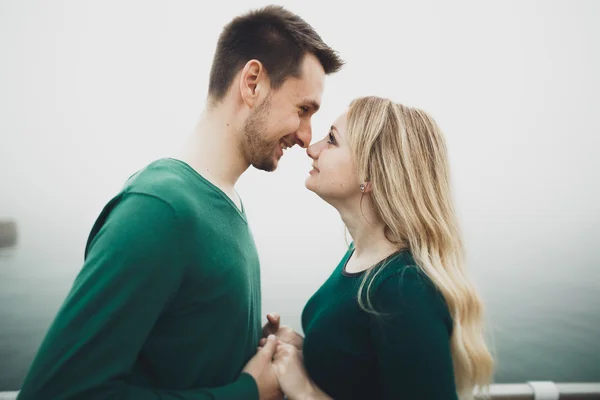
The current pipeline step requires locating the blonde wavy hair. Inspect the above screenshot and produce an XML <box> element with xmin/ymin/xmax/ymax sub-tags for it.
<box><xmin>347</xmin><ymin>96</ymin><xmax>494</xmax><ymax>399</ymax></box>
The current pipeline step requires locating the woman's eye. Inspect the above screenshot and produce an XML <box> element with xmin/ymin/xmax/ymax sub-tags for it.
<box><xmin>327</xmin><ymin>131</ymin><xmax>336</xmax><ymax>145</ymax></box>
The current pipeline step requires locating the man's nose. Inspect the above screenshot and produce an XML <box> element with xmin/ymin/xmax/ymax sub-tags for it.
<box><xmin>295</xmin><ymin>121</ymin><xmax>312</xmax><ymax>148</ymax></box>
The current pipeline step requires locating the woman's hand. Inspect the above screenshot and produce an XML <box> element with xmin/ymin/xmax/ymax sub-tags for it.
<box><xmin>271</xmin><ymin>342</ymin><xmax>312</xmax><ymax>400</ymax></box>
<box><xmin>271</xmin><ymin>342</ymin><xmax>331</xmax><ymax>400</ymax></box>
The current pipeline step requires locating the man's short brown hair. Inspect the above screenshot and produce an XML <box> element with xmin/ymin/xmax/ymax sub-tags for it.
<box><xmin>208</xmin><ymin>5</ymin><xmax>344</xmax><ymax>101</ymax></box>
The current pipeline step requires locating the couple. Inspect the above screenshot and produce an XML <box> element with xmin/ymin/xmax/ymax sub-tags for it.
<box><xmin>17</xmin><ymin>5</ymin><xmax>493</xmax><ymax>400</ymax></box>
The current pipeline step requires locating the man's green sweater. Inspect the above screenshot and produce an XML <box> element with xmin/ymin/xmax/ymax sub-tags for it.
<box><xmin>18</xmin><ymin>158</ymin><xmax>262</xmax><ymax>400</ymax></box>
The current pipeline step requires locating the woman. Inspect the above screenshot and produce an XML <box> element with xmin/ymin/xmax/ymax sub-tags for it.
<box><xmin>263</xmin><ymin>96</ymin><xmax>494</xmax><ymax>399</ymax></box>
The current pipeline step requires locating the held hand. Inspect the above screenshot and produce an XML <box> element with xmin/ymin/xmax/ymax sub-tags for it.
<box><xmin>242</xmin><ymin>335</ymin><xmax>284</xmax><ymax>400</ymax></box>
<box><xmin>261</xmin><ymin>313</ymin><xmax>304</xmax><ymax>350</ymax></box>
<box><xmin>271</xmin><ymin>342</ymin><xmax>314</xmax><ymax>400</ymax></box>
<box><xmin>262</xmin><ymin>313</ymin><xmax>280</xmax><ymax>336</ymax></box>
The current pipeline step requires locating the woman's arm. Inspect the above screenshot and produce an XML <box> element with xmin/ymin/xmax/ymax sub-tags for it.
<box><xmin>369</xmin><ymin>270</ymin><xmax>458</xmax><ymax>400</ymax></box>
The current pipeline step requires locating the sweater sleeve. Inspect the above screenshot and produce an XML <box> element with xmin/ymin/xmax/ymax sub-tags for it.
<box><xmin>368</xmin><ymin>268</ymin><xmax>458</xmax><ymax>400</ymax></box>
<box><xmin>17</xmin><ymin>193</ymin><xmax>258</xmax><ymax>400</ymax></box>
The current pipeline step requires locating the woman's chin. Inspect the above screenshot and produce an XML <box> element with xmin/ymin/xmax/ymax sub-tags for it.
<box><xmin>304</xmin><ymin>178</ymin><xmax>316</xmax><ymax>193</ymax></box>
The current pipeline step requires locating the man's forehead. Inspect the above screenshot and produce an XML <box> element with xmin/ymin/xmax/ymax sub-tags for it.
<box><xmin>294</xmin><ymin>76</ymin><xmax>324</xmax><ymax>108</ymax></box>
<box><xmin>275</xmin><ymin>55</ymin><xmax>325</xmax><ymax>106</ymax></box>
<box><xmin>296</xmin><ymin>55</ymin><xmax>325</xmax><ymax>101</ymax></box>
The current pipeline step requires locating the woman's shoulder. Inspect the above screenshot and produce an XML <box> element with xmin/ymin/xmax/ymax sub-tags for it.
<box><xmin>370</xmin><ymin>249</ymin><xmax>422</xmax><ymax>289</ymax></box>
<box><xmin>368</xmin><ymin>252</ymin><xmax>452</xmax><ymax>322</ymax></box>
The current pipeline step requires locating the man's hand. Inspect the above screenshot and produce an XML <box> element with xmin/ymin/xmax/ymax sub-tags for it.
<box><xmin>272</xmin><ymin>342</ymin><xmax>331</xmax><ymax>400</ymax></box>
<box><xmin>261</xmin><ymin>313</ymin><xmax>304</xmax><ymax>350</ymax></box>
<box><xmin>242</xmin><ymin>335</ymin><xmax>284</xmax><ymax>400</ymax></box>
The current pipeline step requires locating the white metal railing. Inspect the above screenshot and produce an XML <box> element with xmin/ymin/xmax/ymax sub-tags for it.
<box><xmin>476</xmin><ymin>382</ymin><xmax>600</xmax><ymax>399</ymax></box>
<box><xmin>1</xmin><ymin>382</ymin><xmax>599</xmax><ymax>399</ymax></box>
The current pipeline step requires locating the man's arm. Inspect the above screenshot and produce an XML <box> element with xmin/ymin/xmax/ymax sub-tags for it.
<box><xmin>17</xmin><ymin>193</ymin><xmax>260</xmax><ymax>400</ymax></box>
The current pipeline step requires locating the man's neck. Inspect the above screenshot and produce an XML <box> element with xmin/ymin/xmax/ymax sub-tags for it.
<box><xmin>178</xmin><ymin>104</ymin><xmax>249</xmax><ymax>192</ymax></box>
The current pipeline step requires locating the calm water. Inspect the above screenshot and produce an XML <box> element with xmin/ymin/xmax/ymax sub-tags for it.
<box><xmin>1</xmin><ymin>234</ymin><xmax>599</xmax><ymax>390</ymax></box>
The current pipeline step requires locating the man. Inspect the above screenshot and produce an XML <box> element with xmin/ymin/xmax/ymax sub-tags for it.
<box><xmin>17</xmin><ymin>5</ymin><xmax>343</xmax><ymax>400</ymax></box>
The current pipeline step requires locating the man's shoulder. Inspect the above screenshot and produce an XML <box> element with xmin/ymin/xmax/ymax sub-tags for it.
<box><xmin>120</xmin><ymin>158</ymin><xmax>202</xmax><ymax>216</ymax></box>
<box><xmin>84</xmin><ymin>159</ymin><xmax>203</xmax><ymax>256</ymax></box>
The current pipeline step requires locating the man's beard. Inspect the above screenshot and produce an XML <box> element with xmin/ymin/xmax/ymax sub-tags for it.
<box><xmin>243</xmin><ymin>94</ymin><xmax>278</xmax><ymax>172</ymax></box>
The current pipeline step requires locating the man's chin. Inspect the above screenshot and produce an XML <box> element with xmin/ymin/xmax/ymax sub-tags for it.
<box><xmin>252</xmin><ymin>157</ymin><xmax>277</xmax><ymax>172</ymax></box>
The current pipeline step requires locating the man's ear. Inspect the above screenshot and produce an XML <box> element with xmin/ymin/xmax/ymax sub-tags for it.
<box><xmin>239</xmin><ymin>59</ymin><xmax>268</xmax><ymax>108</ymax></box>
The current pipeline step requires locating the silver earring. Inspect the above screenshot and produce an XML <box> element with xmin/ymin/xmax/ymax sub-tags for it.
<box><xmin>359</xmin><ymin>184</ymin><xmax>365</xmax><ymax>192</ymax></box>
